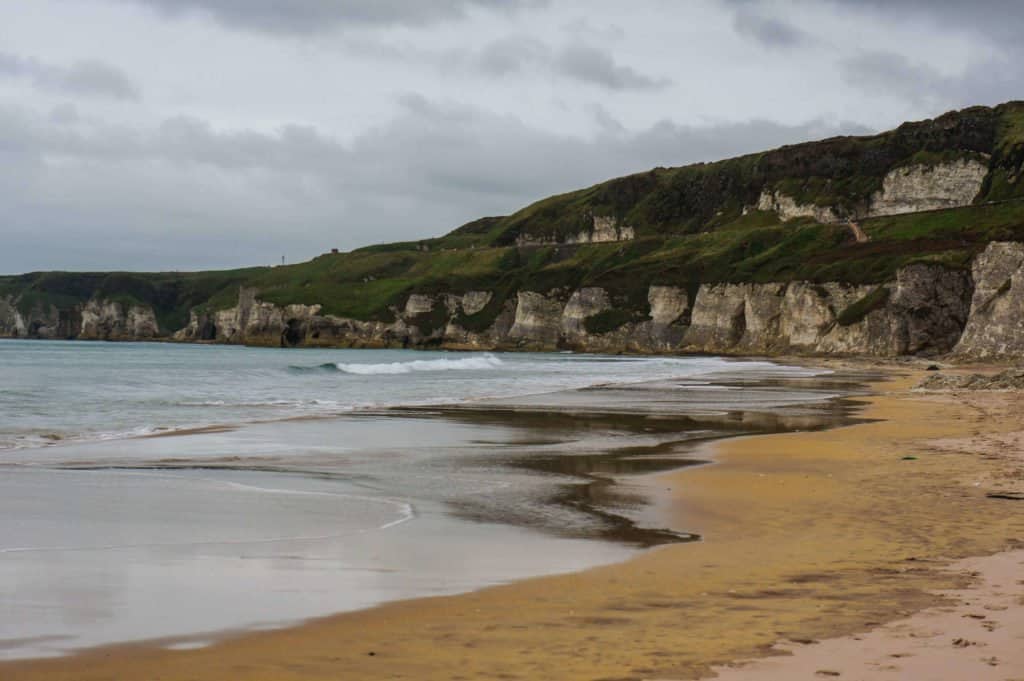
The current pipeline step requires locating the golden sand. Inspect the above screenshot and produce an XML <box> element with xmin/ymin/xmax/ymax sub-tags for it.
<box><xmin>5</xmin><ymin>366</ymin><xmax>1023</xmax><ymax>681</ymax></box>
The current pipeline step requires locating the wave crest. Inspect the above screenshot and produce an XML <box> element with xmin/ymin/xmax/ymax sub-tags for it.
<box><xmin>333</xmin><ymin>353</ymin><xmax>504</xmax><ymax>375</ymax></box>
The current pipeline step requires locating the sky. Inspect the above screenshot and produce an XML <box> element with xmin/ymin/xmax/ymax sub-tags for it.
<box><xmin>0</xmin><ymin>0</ymin><xmax>1020</xmax><ymax>273</ymax></box>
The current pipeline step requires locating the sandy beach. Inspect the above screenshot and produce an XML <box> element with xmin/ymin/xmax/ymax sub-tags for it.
<box><xmin>4</xmin><ymin>362</ymin><xmax>1023</xmax><ymax>681</ymax></box>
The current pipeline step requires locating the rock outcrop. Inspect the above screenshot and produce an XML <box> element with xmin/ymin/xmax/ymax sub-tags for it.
<box><xmin>567</xmin><ymin>216</ymin><xmax>636</xmax><ymax>244</ymax></box>
<box><xmin>0</xmin><ymin>297</ymin><xmax>27</xmax><ymax>337</ymax></box>
<box><xmin>460</xmin><ymin>291</ymin><xmax>492</xmax><ymax>316</ymax></box>
<box><xmin>173</xmin><ymin>288</ymin><xmax>387</xmax><ymax>348</ymax></box>
<box><xmin>80</xmin><ymin>300</ymin><xmax>160</xmax><ymax>340</ymax></box>
<box><xmin>0</xmin><ymin>297</ymin><xmax>158</xmax><ymax>340</ymax></box>
<box><xmin>757</xmin><ymin>190</ymin><xmax>841</xmax><ymax>223</ymax></box>
<box><xmin>757</xmin><ymin>158</ymin><xmax>989</xmax><ymax>224</ymax></box>
<box><xmin>508</xmin><ymin>291</ymin><xmax>566</xmax><ymax>347</ymax></box>
<box><xmin>890</xmin><ymin>263</ymin><xmax>973</xmax><ymax>355</ymax></box>
<box><xmin>954</xmin><ymin>241</ymin><xmax>1024</xmax><ymax>359</ymax></box>
<box><xmin>676</xmin><ymin>268</ymin><xmax>971</xmax><ymax>357</ymax></box>
<box><xmin>918</xmin><ymin>368</ymin><xmax>1024</xmax><ymax>391</ymax></box>
<box><xmin>561</xmin><ymin>287</ymin><xmax>611</xmax><ymax>344</ymax></box>
<box><xmin>869</xmin><ymin>158</ymin><xmax>988</xmax><ymax>217</ymax></box>
<box><xmin>516</xmin><ymin>214</ymin><xmax>635</xmax><ymax>246</ymax></box>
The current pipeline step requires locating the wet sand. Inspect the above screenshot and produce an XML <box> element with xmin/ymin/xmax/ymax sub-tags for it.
<box><xmin>4</xmin><ymin>362</ymin><xmax>1024</xmax><ymax>680</ymax></box>
<box><xmin>0</xmin><ymin>364</ymin><xmax>855</xmax><ymax>660</ymax></box>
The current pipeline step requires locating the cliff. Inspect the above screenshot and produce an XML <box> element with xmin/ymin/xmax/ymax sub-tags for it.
<box><xmin>3</xmin><ymin>102</ymin><xmax>1024</xmax><ymax>360</ymax></box>
<box><xmin>110</xmin><ymin>243</ymin><xmax>1002</xmax><ymax>358</ymax></box>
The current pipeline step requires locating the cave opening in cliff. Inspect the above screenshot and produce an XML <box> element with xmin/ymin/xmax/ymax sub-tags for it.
<box><xmin>282</xmin><ymin>318</ymin><xmax>304</xmax><ymax>347</ymax></box>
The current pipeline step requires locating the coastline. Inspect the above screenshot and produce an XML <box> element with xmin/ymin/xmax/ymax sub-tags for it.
<box><xmin>0</xmin><ymin>352</ymin><xmax>854</xmax><ymax>660</ymax></box>
<box><xmin>4</xmin><ymin>360</ymin><xmax>1023</xmax><ymax>680</ymax></box>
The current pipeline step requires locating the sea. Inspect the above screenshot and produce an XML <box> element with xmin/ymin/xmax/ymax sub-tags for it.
<box><xmin>0</xmin><ymin>340</ymin><xmax>854</xmax><ymax>659</ymax></box>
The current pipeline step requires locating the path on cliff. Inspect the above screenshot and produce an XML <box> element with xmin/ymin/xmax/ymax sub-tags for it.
<box><xmin>847</xmin><ymin>220</ymin><xmax>869</xmax><ymax>243</ymax></box>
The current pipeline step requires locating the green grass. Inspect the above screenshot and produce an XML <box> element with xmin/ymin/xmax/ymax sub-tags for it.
<box><xmin>894</xmin><ymin>149</ymin><xmax>989</xmax><ymax>170</ymax></box>
<box><xmin>982</xmin><ymin>103</ymin><xmax>1024</xmax><ymax>202</ymax></box>
<box><xmin>863</xmin><ymin>198</ymin><xmax>1024</xmax><ymax>244</ymax></box>
<box><xmin>997</xmin><ymin>102</ymin><xmax>1024</xmax><ymax>152</ymax></box>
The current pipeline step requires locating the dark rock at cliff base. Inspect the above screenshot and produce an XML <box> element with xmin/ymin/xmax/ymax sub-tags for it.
<box><xmin>917</xmin><ymin>368</ymin><xmax>1024</xmax><ymax>391</ymax></box>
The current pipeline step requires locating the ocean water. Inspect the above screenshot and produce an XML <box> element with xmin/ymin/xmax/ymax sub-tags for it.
<box><xmin>0</xmin><ymin>340</ymin><xmax>820</xmax><ymax>450</ymax></box>
<box><xmin>0</xmin><ymin>340</ymin><xmax>847</xmax><ymax>659</ymax></box>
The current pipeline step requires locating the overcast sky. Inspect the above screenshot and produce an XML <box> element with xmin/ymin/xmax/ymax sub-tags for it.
<box><xmin>0</xmin><ymin>0</ymin><xmax>1020</xmax><ymax>273</ymax></box>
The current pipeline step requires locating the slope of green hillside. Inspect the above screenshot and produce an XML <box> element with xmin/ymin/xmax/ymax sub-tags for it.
<box><xmin>223</xmin><ymin>197</ymin><xmax>1024</xmax><ymax>331</ymax></box>
<box><xmin>3</xmin><ymin>101</ymin><xmax>1024</xmax><ymax>335</ymax></box>
<box><xmin>462</xmin><ymin>101</ymin><xmax>1024</xmax><ymax>247</ymax></box>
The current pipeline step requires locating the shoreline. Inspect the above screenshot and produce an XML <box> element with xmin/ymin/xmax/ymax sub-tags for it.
<box><xmin>4</xmin><ymin>360</ymin><xmax>1023</xmax><ymax>680</ymax></box>
<box><xmin>0</xmin><ymin>343</ymin><xmax>818</xmax><ymax>456</ymax></box>
<box><xmin>0</xmin><ymin>355</ymin><xmax>856</xmax><ymax>661</ymax></box>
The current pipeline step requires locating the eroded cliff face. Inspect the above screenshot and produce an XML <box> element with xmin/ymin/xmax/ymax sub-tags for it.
<box><xmin>757</xmin><ymin>191</ymin><xmax>841</xmax><ymax>223</ymax></box>
<box><xmin>954</xmin><ymin>241</ymin><xmax>1024</xmax><ymax>359</ymax></box>
<box><xmin>676</xmin><ymin>266</ymin><xmax>972</xmax><ymax>357</ymax></box>
<box><xmin>0</xmin><ymin>297</ymin><xmax>158</xmax><ymax>340</ymax></box>
<box><xmin>4</xmin><ymin>243</ymin><xmax>1023</xmax><ymax>361</ymax></box>
<box><xmin>0</xmin><ymin>297</ymin><xmax>27</xmax><ymax>337</ymax></box>
<box><xmin>869</xmin><ymin>157</ymin><xmax>989</xmax><ymax>217</ymax></box>
<box><xmin>507</xmin><ymin>291</ymin><xmax>565</xmax><ymax>347</ymax></box>
<box><xmin>756</xmin><ymin>158</ymin><xmax>989</xmax><ymax>224</ymax></box>
<box><xmin>515</xmin><ymin>214</ymin><xmax>635</xmax><ymax>246</ymax></box>
<box><xmin>164</xmin><ymin>258</ymin><xmax>978</xmax><ymax>358</ymax></box>
<box><xmin>560</xmin><ymin>287</ymin><xmax>610</xmax><ymax>345</ymax></box>
<box><xmin>80</xmin><ymin>300</ymin><xmax>160</xmax><ymax>340</ymax></box>
<box><xmin>174</xmin><ymin>288</ymin><xmax>390</xmax><ymax>348</ymax></box>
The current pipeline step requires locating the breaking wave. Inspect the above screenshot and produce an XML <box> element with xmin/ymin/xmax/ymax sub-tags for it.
<box><xmin>324</xmin><ymin>353</ymin><xmax>506</xmax><ymax>375</ymax></box>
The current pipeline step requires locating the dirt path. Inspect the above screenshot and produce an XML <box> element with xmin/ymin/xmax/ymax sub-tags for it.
<box><xmin>848</xmin><ymin>220</ymin><xmax>870</xmax><ymax>243</ymax></box>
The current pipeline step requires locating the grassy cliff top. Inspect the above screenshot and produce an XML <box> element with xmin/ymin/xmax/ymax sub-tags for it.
<box><xmin>442</xmin><ymin>101</ymin><xmax>1024</xmax><ymax>247</ymax></box>
<box><xmin>4</xmin><ymin>101</ymin><xmax>1024</xmax><ymax>331</ymax></box>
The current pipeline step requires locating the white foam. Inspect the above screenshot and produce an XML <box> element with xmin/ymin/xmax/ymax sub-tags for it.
<box><xmin>177</xmin><ymin>399</ymin><xmax>350</xmax><ymax>409</ymax></box>
<box><xmin>334</xmin><ymin>353</ymin><xmax>504</xmax><ymax>375</ymax></box>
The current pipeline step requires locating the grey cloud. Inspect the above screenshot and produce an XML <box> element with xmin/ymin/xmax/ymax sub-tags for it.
<box><xmin>0</xmin><ymin>98</ymin><xmax>866</xmax><ymax>272</ymax></box>
<box><xmin>732</xmin><ymin>10</ymin><xmax>811</xmax><ymax>48</ymax></box>
<box><xmin>560</xmin><ymin>18</ymin><xmax>626</xmax><ymax>42</ymax></box>
<box><xmin>476</xmin><ymin>37</ymin><xmax>548</xmax><ymax>77</ymax></box>
<box><xmin>729</xmin><ymin>0</ymin><xmax>1024</xmax><ymax>48</ymax></box>
<box><xmin>829</xmin><ymin>1</ymin><xmax>1024</xmax><ymax>109</ymax></box>
<box><xmin>554</xmin><ymin>44</ymin><xmax>670</xmax><ymax>91</ymax></box>
<box><xmin>819</xmin><ymin>0</ymin><xmax>1024</xmax><ymax>45</ymax></box>
<box><xmin>840</xmin><ymin>49</ymin><xmax>1024</xmax><ymax>111</ymax></box>
<box><xmin>48</xmin><ymin>103</ymin><xmax>80</xmax><ymax>125</ymax></box>
<box><xmin>0</xmin><ymin>52</ymin><xmax>140</xmax><ymax>100</ymax></box>
<box><xmin>121</xmin><ymin>0</ymin><xmax>548</xmax><ymax>35</ymax></box>
<box><xmin>839</xmin><ymin>51</ymin><xmax>949</xmax><ymax>105</ymax></box>
<box><xmin>728</xmin><ymin>1</ymin><xmax>1024</xmax><ymax>111</ymax></box>
<box><xmin>345</xmin><ymin>36</ymin><xmax>669</xmax><ymax>92</ymax></box>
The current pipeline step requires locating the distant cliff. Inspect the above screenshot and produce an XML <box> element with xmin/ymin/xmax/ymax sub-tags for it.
<box><xmin>3</xmin><ymin>102</ymin><xmax>1024</xmax><ymax>361</ymax></box>
<box><xmin>134</xmin><ymin>241</ymin><xmax>1024</xmax><ymax>360</ymax></box>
